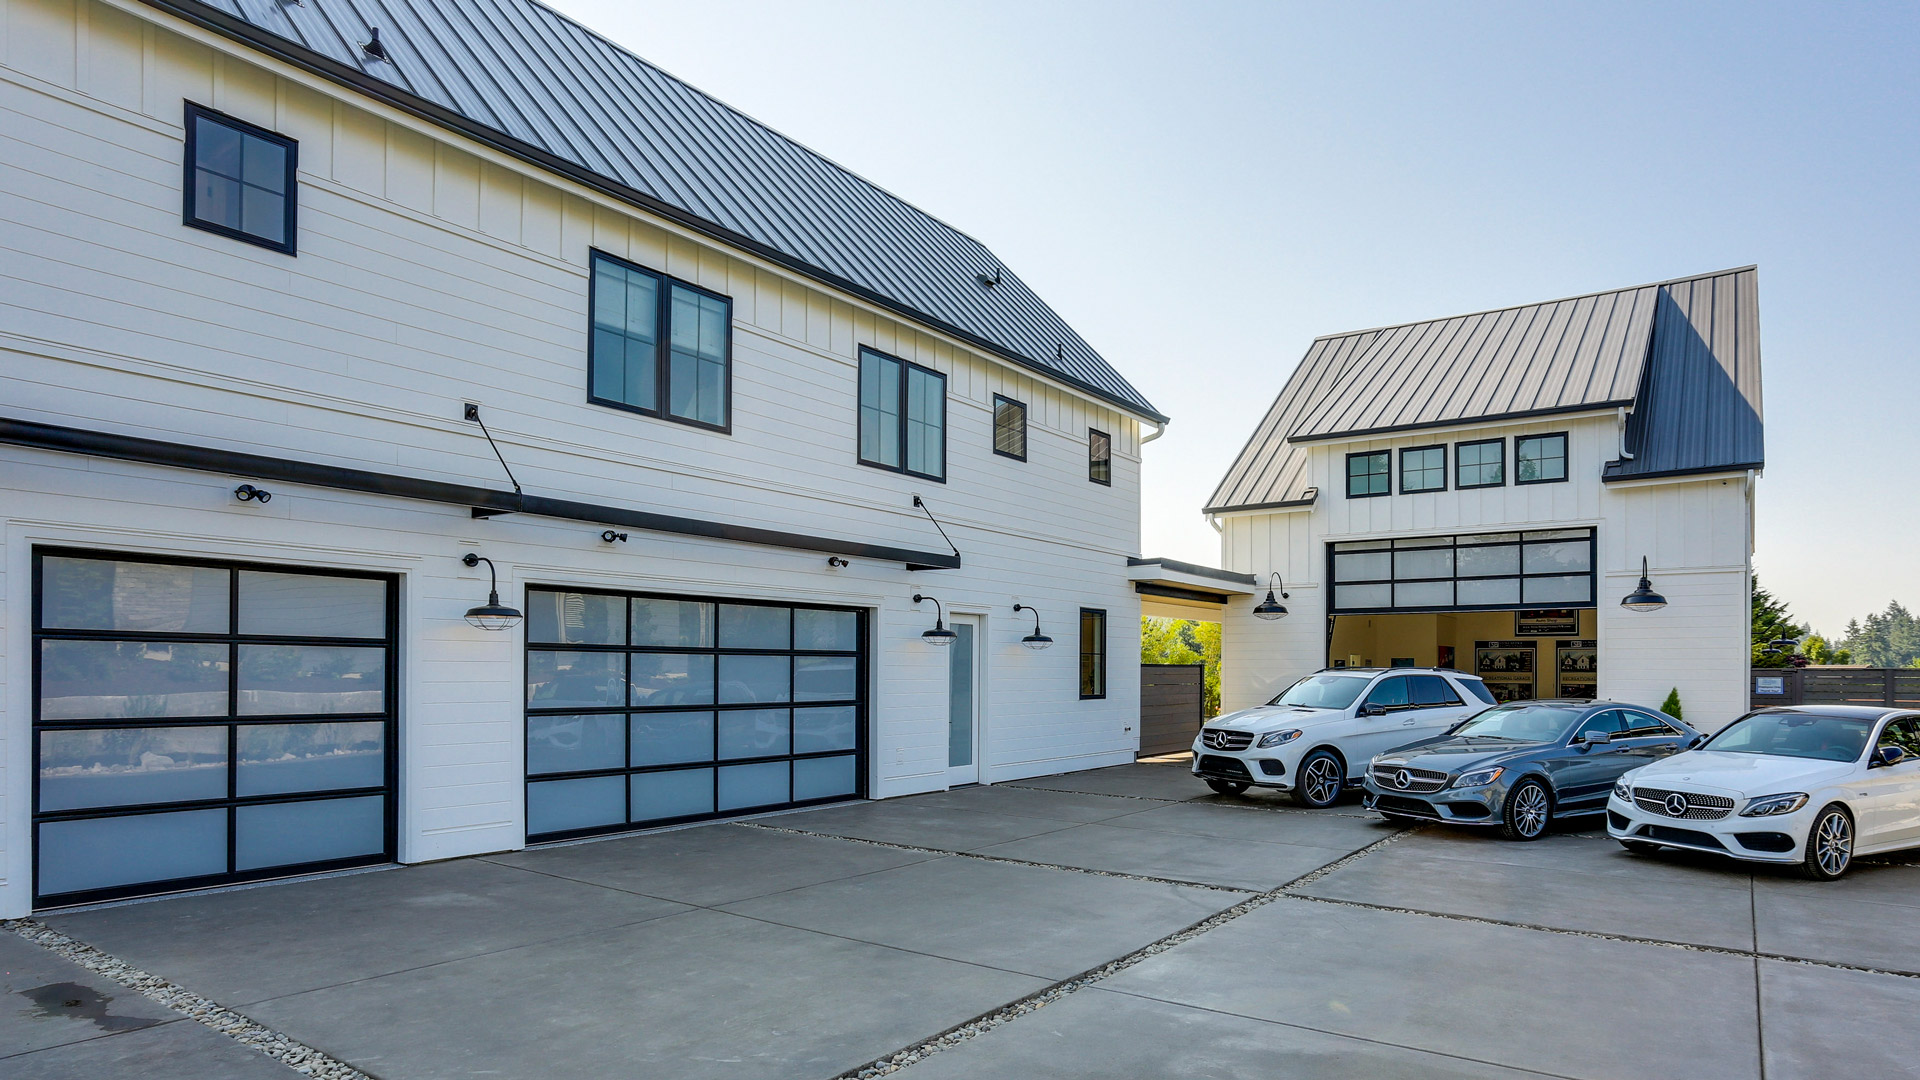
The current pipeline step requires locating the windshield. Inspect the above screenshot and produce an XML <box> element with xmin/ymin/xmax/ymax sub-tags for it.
<box><xmin>1450</xmin><ymin>704</ymin><xmax>1583</xmax><ymax>742</ymax></box>
<box><xmin>1267</xmin><ymin>674</ymin><xmax>1369</xmax><ymax>710</ymax></box>
<box><xmin>1700</xmin><ymin>712</ymin><xmax>1873</xmax><ymax>762</ymax></box>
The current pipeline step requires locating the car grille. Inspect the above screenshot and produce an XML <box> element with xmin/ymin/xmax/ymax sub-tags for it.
<box><xmin>1200</xmin><ymin>728</ymin><xmax>1253</xmax><ymax>751</ymax></box>
<box><xmin>1196</xmin><ymin>755</ymin><xmax>1253</xmax><ymax>781</ymax></box>
<box><xmin>1631</xmin><ymin>786</ymin><xmax>1734</xmax><ymax>820</ymax></box>
<box><xmin>1369</xmin><ymin>763</ymin><xmax>1449</xmax><ymax>794</ymax></box>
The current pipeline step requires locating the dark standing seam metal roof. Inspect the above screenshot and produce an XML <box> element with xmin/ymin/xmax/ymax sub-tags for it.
<box><xmin>1206</xmin><ymin>267</ymin><xmax>1763</xmax><ymax>512</ymax></box>
<box><xmin>156</xmin><ymin>0</ymin><xmax>1165</xmax><ymax>422</ymax></box>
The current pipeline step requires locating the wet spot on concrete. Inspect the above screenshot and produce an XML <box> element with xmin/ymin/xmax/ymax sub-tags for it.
<box><xmin>19</xmin><ymin>981</ymin><xmax>158</xmax><ymax>1033</ymax></box>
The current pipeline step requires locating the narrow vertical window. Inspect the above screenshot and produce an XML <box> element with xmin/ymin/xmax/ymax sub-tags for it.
<box><xmin>1399</xmin><ymin>446</ymin><xmax>1447</xmax><ymax>493</ymax></box>
<box><xmin>1515</xmin><ymin>433</ymin><xmax>1569</xmax><ymax>484</ymax></box>
<box><xmin>1346</xmin><ymin>451</ymin><xmax>1391</xmax><ymax>497</ymax></box>
<box><xmin>857</xmin><ymin>347</ymin><xmax>944</xmax><ymax>481</ymax></box>
<box><xmin>1456</xmin><ymin>439</ymin><xmax>1505</xmax><ymax>489</ymax></box>
<box><xmin>993</xmin><ymin>395</ymin><xmax>1028</xmax><ymax>460</ymax></box>
<box><xmin>587</xmin><ymin>251</ymin><xmax>732</xmax><ymax>431</ymax></box>
<box><xmin>183</xmin><ymin>103</ymin><xmax>297</xmax><ymax>254</ymax></box>
<box><xmin>1088</xmin><ymin>429</ymin><xmax>1112</xmax><ymax>485</ymax></box>
<box><xmin>1079</xmin><ymin>608</ymin><xmax>1107</xmax><ymax>698</ymax></box>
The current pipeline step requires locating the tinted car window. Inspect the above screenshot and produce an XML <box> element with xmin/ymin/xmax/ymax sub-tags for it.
<box><xmin>1452</xmin><ymin>704</ymin><xmax>1582</xmax><ymax>741</ymax></box>
<box><xmin>1879</xmin><ymin>718</ymin><xmax>1920</xmax><ymax>758</ymax></box>
<box><xmin>1409</xmin><ymin>675</ymin><xmax>1463</xmax><ymax>707</ymax></box>
<box><xmin>1573</xmin><ymin>710</ymin><xmax>1630</xmax><ymax>740</ymax></box>
<box><xmin>1620</xmin><ymin>710</ymin><xmax>1681</xmax><ymax>737</ymax></box>
<box><xmin>1363</xmin><ymin>676</ymin><xmax>1411</xmax><ymax>710</ymax></box>
<box><xmin>1462</xmin><ymin>680</ymin><xmax>1497</xmax><ymax>705</ymax></box>
<box><xmin>1702</xmin><ymin>712</ymin><xmax>1874</xmax><ymax>762</ymax></box>
<box><xmin>1267</xmin><ymin>675</ymin><xmax>1370</xmax><ymax>710</ymax></box>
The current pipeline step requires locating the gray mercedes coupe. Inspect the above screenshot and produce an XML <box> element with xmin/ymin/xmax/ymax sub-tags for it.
<box><xmin>1362</xmin><ymin>700</ymin><xmax>1703</xmax><ymax>840</ymax></box>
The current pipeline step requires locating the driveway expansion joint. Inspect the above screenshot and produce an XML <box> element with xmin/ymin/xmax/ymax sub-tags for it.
<box><xmin>2</xmin><ymin>918</ymin><xmax>374</xmax><ymax>1080</ymax></box>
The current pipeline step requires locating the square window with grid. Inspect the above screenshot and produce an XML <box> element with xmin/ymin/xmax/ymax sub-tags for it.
<box><xmin>184</xmin><ymin>104</ymin><xmax>297</xmax><ymax>254</ymax></box>
<box><xmin>1516</xmin><ymin>433</ymin><xmax>1568</xmax><ymax>484</ymax></box>
<box><xmin>1347</xmin><ymin>451</ymin><xmax>1390</xmax><ymax>497</ymax></box>
<box><xmin>589</xmin><ymin>251</ymin><xmax>732</xmax><ymax>430</ymax></box>
<box><xmin>1456</xmin><ymin>439</ymin><xmax>1505</xmax><ymax>488</ymax></box>
<box><xmin>1400</xmin><ymin>446</ymin><xmax>1447</xmax><ymax>493</ymax></box>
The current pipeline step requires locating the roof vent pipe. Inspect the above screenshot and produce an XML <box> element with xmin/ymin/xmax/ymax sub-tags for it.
<box><xmin>362</xmin><ymin>27</ymin><xmax>391</xmax><ymax>63</ymax></box>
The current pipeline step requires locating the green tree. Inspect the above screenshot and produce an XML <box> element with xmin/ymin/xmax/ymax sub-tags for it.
<box><xmin>1660</xmin><ymin>688</ymin><xmax>1683</xmax><ymax>722</ymax></box>
<box><xmin>1750</xmin><ymin>577</ymin><xmax>1801</xmax><ymax>668</ymax></box>
<box><xmin>1840</xmin><ymin>601</ymin><xmax>1920</xmax><ymax>668</ymax></box>
<box><xmin>1140</xmin><ymin>617</ymin><xmax>1222</xmax><ymax>718</ymax></box>
<box><xmin>1796</xmin><ymin>628</ymin><xmax>1852</xmax><ymax>666</ymax></box>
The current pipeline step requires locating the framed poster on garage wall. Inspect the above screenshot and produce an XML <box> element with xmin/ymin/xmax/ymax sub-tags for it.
<box><xmin>1556</xmin><ymin>639</ymin><xmax>1596</xmax><ymax>699</ymax></box>
<box><xmin>1474</xmin><ymin>640</ymin><xmax>1536</xmax><ymax>703</ymax></box>
<box><xmin>1515</xmin><ymin>609</ymin><xmax>1580</xmax><ymax>636</ymax></box>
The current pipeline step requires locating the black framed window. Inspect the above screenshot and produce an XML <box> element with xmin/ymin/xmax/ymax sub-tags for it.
<box><xmin>1327</xmin><ymin>528</ymin><xmax>1597</xmax><ymax>613</ymax></box>
<box><xmin>1400</xmin><ymin>446</ymin><xmax>1447</xmax><ymax>493</ymax></box>
<box><xmin>1456</xmin><ymin>438</ymin><xmax>1505</xmax><ymax>489</ymax></box>
<box><xmin>858</xmin><ymin>347</ymin><xmax>946</xmax><ymax>481</ymax></box>
<box><xmin>183</xmin><ymin>103</ymin><xmax>297</xmax><ymax>254</ymax></box>
<box><xmin>31</xmin><ymin>549</ymin><xmax>396</xmax><ymax>907</ymax></box>
<box><xmin>1089</xmin><ymin>429</ymin><xmax>1112</xmax><ymax>485</ymax></box>
<box><xmin>1079</xmin><ymin>608</ymin><xmax>1107</xmax><ymax>699</ymax></box>
<box><xmin>589</xmin><ymin>250</ymin><xmax>732</xmax><ymax>431</ymax></box>
<box><xmin>524</xmin><ymin>589</ymin><xmax>866</xmax><ymax>841</ymax></box>
<box><xmin>993</xmin><ymin>395</ymin><xmax>1028</xmax><ymax>461</ymax></box>
<box><xmin>1346</xmin><ymin>450</ymin><xmax>1391</xmax><ymax>498</ymax></box>
<box><xmin>1515</xmin><ymin>433</ymin><xmax>1568</xmax><ymax>485</ymax></box>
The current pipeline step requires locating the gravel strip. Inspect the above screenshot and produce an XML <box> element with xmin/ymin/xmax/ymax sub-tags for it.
<box><xmin>827</xmin><ymin>825</ymin><xmax>1425</xmax><ymax>1078</ymax></box>
<box><xmin>2</xmin><ymin>919</ymin><xmax>373</xmax><ymax>1079</ymax></box>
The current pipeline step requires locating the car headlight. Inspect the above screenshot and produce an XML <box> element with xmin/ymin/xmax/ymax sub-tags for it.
<box><xmin>1740</xmin><ymin>792</ymin><xmax>1809</xmax><ymax>818</ymax></box>
<box><xmin>1612</xmin><ymin>779</ymin><xmax>1633</xmax><ymax>802</ymax></box>
<box><xmin>1257</xmin><ymin>729</ymin><xmax>1303</xmax><ymax>748</ymax></box>
<box><xmin>1452</xmin><ymin>766</ymin><xmax>1503</xmax><ymax>789</ymax></box>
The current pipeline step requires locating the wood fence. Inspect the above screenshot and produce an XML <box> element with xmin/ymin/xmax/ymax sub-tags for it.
<box><xmin>1140</xmin><ymin>664</ymin><xmax>1205</xmax><ymax>757</ymax></box>
<box><xmin>1749</xmin><ymin>668</ymin><xmax>1920</xmax><ymax>710</ymax></box>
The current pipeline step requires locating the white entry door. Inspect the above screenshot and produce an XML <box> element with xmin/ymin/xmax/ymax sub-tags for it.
<box><xmin>948</xmin><ymin>615</ymin><xmax>981</xmax><ymax>786</ymax></box>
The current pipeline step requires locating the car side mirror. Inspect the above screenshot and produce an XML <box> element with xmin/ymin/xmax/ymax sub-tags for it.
<box><xmin>1361</xmin><ymin>703</ymin><xmax>1387</xmax><ymax>718</ymax></box>
<box><xmin>1688</xmin><ymin>734</ymin><xmax>1707</xmax><ymax>749</ymax></box>
<box><xmin>1581</xmin><ymin>730</ymin><xmax>1611</xmax><ymax>745</ymax></box>
<box><xmin>1871</xmin><ymin>745</ymin><xmax>1907</xmax><ymax>768</ymax></box>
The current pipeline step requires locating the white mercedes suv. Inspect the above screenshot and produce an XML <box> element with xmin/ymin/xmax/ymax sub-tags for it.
<box><xmin>1192</xmin><ymin>668</ymin><xmax>1496</xmax><ymax>808</ymax></box>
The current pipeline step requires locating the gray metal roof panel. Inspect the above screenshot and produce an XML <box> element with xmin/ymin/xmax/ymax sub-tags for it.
<box><xmin>1209</xmin><ymin>268</ymin><xmax>1763</xmax><ymax>510</ymax></box>
<box><xmin>174</xmin><ymin>0</ymin><xmax>1163</xmax><ymax>421</ymax></box>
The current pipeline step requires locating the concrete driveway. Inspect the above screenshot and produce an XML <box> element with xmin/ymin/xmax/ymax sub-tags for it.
<box><xmin>5</xmin><ymin>762</ymin><xmax>1917</xmax><ymax>1080</ymax></box>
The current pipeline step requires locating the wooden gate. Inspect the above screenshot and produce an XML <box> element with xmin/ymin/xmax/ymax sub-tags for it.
<box><xmin>1140</xmin><ymin>664</ymin><xmax>1205</xmax><ymax>757</ymax></box>
<box><xmin>1750</xmin><ymin>668</ymin><xmax>1920</xmax><ymax>709</ymax></box>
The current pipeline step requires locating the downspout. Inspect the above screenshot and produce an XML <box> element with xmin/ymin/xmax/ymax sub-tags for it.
<box><xmin>1140</xmin><ymin>419</ymin><xmax>1166</xmax><ymax>444</ymax></box>
<box><xmin>1616</xmin><ymin>407</ymin><xmax>1635</xmax><ymax>461</ymax></box>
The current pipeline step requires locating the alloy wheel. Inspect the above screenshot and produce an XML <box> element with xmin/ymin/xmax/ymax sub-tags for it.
<box><xmin>1304</xmin><ymin>757</ymin><xmax>1340</xmax><ymax>803</ymax></box>
<box><xmin>1812</xmin><ymin>809</ymin><xmax>1852</xmax><ymax>878</ymax></box>
<box><xmin>1506</xmin><ymin>781</ymin><xmax>1550</xmax><ymax>840</ymax></box>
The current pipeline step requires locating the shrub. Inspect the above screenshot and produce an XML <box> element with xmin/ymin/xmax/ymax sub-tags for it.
<box><xmin>1660</xmin><ymin>688</ymin><xmax>1683</xmax><ymax>722</ymax></box>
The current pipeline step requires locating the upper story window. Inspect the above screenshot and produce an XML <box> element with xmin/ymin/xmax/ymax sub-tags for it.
<box><xmin>184</xmin><ymin>103</ymin><xmax>297</xmax><ymax>254</ymax></box>
<box><xmin>1456</xmin><ymin>438</ymin><xmax>1505</xmax><ymax>489</ymax></box>
<box><xmin>858</xmin><ymin>347</ymin><xmax>945</xmax><ymax>481</ymax></box>
<box><xmin>589</xmin><ymin>251</ymin><xmax>732</xmax><ymax>431</ymax></box>
<box><xmin>1515</xmin><ymin>433</ymin><xmax>1568</xmax><ymax>485</ymax></box>
<box><xmin>1089</xmin><ymin>429</ymin><xmax>1112</xmax><ymax>485</ymax></box>
<box><xmin>1079</xmin><ymin>608</ymin><xmax>1108</xmax><ymax>699</ymax></box>
<box><xmin>993</xmin><ymin>396</ymin><xmax>1028</xmax><ymax>461</ymax></box>
<box><xmin>1346</xmin><ymin>450</ymin><xmax>1390</xmax><ymax>498</ymax></box>
<box><xmin>1400</xmin><ymin>446</ymin><xmax>1446</xmax><ymax>493</ymax></box>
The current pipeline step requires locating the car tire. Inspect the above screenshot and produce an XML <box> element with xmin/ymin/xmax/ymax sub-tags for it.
<box><xmin>1204</xmin><ymin>778</ymin><xmax>1250</xmax><ymax>796</ymax></box>
<box><xmin>1800</xmin><ymin>803</ymin><xmax>1854</xmax><ymax>881</ymax></box>
<box><xmin>1291</xmin><ymin>750</ymin><xmax>1344</xmax><ymax>809</ymax></box>
<box><xmin>1499</xmin><ymin>779</ymin><xmax>1552</xmax><ymax>841</ymax></box>
<box><xmin>1618</xmin><ymin>839</ymin><xmax>1661</xmax><ymax>855</ymax></box>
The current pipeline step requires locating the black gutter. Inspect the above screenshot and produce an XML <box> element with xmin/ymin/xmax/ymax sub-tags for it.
<box><xmin>1602</xmin><ymin>461</ymin><xmax>1763</xmax><ymax>483</ymax></box>
<box><xmin>138</xmin><ymin>0</ymin><xmax>1169</xmax><ymax>427</ymax></box>
<box><xmin>1284</xmin><ymin>400</ymin><xmax>1632</xmax><ymax>444</ymax></box>
<box><xmin>0</xmin><ymin>417</ymin><xmax>961</xmax><ymax>570</ymax></box>
<box><xmin>1126</xmin><ymin>556</ymin><xmax>1257</xmax><ymax>586</ymax></box>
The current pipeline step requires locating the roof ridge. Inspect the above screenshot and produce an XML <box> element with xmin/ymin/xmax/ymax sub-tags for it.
<box><xmin>1308</xmin><ymin>265</ymin><xmax>1757</xmax><ymax>343</ymax></box>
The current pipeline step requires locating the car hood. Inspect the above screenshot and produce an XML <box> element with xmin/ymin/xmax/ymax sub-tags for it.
<box><xmin>1375</xmin><ymin>734</ymin><xmax>1551</xmax><ymax>774</ymax></box>
<box><xmin>1624</xmin><ymin>750</ymin><xmax>1856</xmax><ymax>795</ymax></box>
<box><xmin>1205</xmin><ymin>705</ymin><xmax>1338</xmax><ymax>731</ymax></box>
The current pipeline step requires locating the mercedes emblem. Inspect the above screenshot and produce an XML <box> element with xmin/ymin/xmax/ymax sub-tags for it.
<box><xmin>1394</xmin><ymin>769</ymin><xmax>1412</xmax><ymax>789</ymax></box>
<box><xmin>1664</xmin><ymin>792</ymin><xmax>1689</xmax><ymax>816</ymax></box>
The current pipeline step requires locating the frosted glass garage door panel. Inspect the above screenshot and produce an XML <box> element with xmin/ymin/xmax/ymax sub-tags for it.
<box><xmin>631</xmin><ymin>711</ymin><xmax>714</xmax><ymax>766</ymax></box>
<box><xmin>1333</xmin><ymin>552</ymin><xmax>1391</xmax><ymax>581</ymax></box>
<box><xmin>793</xmin><ymin>609</ymin><xmax>858</xmax><ymax>651</ymax></box>
<box><xmin>40</xmin><ymin>557</ymin><xmax>230</xmax><ymax>633</ymax></box>
<box><xmin>631</xmin><ymin>768</ymin><xmax>714</xmax><ymax>822</ymax></box>
<box><xmin>525</xmin><ymin>590</ymin><xmax>625</xmax><ymax>646</ymax></box>
<box><xmin>718</xmin><ymin>605</ymin><xmax>789</xmax><ymax>649</ymax></box>
<box><xmin>39</xmin><ymin>640</ymin><xmax>229</xmax><ymax>720</ymax></box>
<box><xmin>794</xmin><ymin>707</ymin><xmax>857</xmax><ymax>753</ymax></box>
<box><xmin>237</xmin><ymin>646</ymin><xmax>385</xmax><ymax>716</ymax></box>
<box><xmin>718</xmin><ymin>762</ymin><xmax>789</xmax><ymax>811</ymax></box>
<box><xmin>524</xmin><ymin>714</ymin><xmax>624</xmax><ymax>776</ymax></box>
<box><xmin>719</xmin><ymin>709</ymin><xmax>790</xmax><ymax>759</ymax></box>
<box><xmin>794</xmin><ymin>656</ymin><xmax>856</xmax><ymax>702</ymax></box>
<box><xmin>718</xmin><ymin>655</ymin><xmax>789</xmax><ymax>704</ymax></box>
<box><xmin>1522</xmin><ymin>576</ymin><xmax>1592</xmax><ymax>604</ymax></box>
<box><xmin>1333</xmin><ymin>584</ymin><xmax>1391</xmax><ymax>609</ymax></box>
<box><xmin>237</xmin><ymin>571</ymin><xmax>386</xmax><ymax>638</ymax></box>
<box><xmin>1457</xmin><ymin>578</ymin><xmax>1521</xmax><ymax>606</ymax></box>
<box><xmin>793</xmin><ymin>755</ymin><xmax>856</xmax><ymax>801</ymax></box>
<box><xmin>527</xmin><ymin>776</ymin><xmax>626</xmax><ymax>835</ymax></box>
<box><xmin>1394</xmin><ymin>581</ymin><xmax>1453</xmax><ymax>608</ymax></box>
<box><xmin>38</xmin><ymin>809</ymin><xmax>227</xmax><ymax>897</ymax></box>
<box><xmin>38</xmin><ymin>727</ymin><xmax>229</xmax><ymax>811</ymax></box>
<box><xmin>235</xmin><ymin>797</ymin><xmax>385</xmax><ymax>871</ymax></box>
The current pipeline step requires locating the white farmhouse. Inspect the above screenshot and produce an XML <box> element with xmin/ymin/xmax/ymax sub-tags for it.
<box><xmin>1202</xmin><ymin>269</ymin><xmax>1762</xmax><ymax>730</ymax></box>
<box><xmin>0</xmin><ymin>0</ymin><xmax>1165</xmax><ymax>913</ymax></box>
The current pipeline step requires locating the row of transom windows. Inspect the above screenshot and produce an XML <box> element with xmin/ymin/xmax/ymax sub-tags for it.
<box><xmin>180</xmin><ymin>102</ymin><xmax>1115</xmax><ymax>489</ymax></box>
<box><xmin>1345</xmin><ymin>433</ymin><xmax>1568</xmax><ymax>499</ymax></box>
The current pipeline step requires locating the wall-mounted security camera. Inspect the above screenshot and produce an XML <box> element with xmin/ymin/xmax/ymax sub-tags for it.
<box><xmin>234</xmin><ymin>484</ymin><xmax>272</xmax><ymax>503</ymax></box>
<box><xmin>601</xmin><ymin>530</ymin><xmax>628</xmax><ymax>543</ymax></box>
<box><xmin>827</xmin><ymin>557</ymin><xmax>850</xmax><ymax>569</ymax></box>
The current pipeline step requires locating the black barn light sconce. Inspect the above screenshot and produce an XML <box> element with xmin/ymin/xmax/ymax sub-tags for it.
<box><xmin>1013</xmin><ymin>604</ymin><xmax>1054</xmax><ymax>650</ymax></box>
<box><xmin>1251</xmin><ymin>573</ymin><xmax>1290</xmax><ymax>620</ymax></box>
<box><xmin>1620</xmin><ymin>556</ymin><xmax>1668</xmax><ymax>612</ymax></box>
<box><xmin>461</xmin><ymin>553</ymin><xmax>523</xmax><ymax>631</ymax></box>
<box><xmin>912</xmin><ymin>593</ymin><xmax>956</xmax><ymax>647</ymax></box>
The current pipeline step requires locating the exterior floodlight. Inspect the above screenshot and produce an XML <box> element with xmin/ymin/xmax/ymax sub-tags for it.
<box><xmin>1013</xmin><ymin>604</ymin><xmax>1054</xmax><ymax>650</ymax></box>
<box><xmin>912</xmin><ymin>593</ymin><xmax>956</xmax><ymax>647</ymax></box>
<box><xmin>1620</xmin><ymin>556</ymin><xmax>1668</xmax><ymax>612</ymax></box>
<box><xmin>1252</xmin><ymin>573</ymin><xmax>1290</xmax><ymax>620</ymax></box>
<box><xmin>461</xmin><ymin>553</ymin><xmax>524</xmax><ymax>630</ymax></box>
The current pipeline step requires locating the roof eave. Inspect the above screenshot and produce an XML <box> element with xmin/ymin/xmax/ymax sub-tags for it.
<box><xmin>139</xmin><ymin>0</ymin><xmax>1170</xmax><ymax>426</ymax></box>
<box><xmin>1285</xmin><ymin>401</ymin><xmax>1633</xmax><ymax>445</ymax></box>
<box><xmin>1602</xmin><ymin>461</ymin><xmax>1763</xmax><ymax>484</ymax></box>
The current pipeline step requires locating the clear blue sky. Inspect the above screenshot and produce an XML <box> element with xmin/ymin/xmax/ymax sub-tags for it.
<box><xmin>548</xmin><ymin>0</ymin><xmax>1918</xmax><ymax>635</ymax></box>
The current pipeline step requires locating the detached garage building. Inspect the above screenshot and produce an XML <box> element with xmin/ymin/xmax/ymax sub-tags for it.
<box><xmin>1205</xmin><ymin>268</ymin><xmax>1764</xmax><ymax>728</ymax></box>
<box><xmin>0</xmin><ymin>0</ymin><xmax>1164</xmax><ymax>913</ymax></box>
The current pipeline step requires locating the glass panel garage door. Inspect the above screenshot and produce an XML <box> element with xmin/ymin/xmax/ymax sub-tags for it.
<box><xmin>32</xmin><ymin>550</ymin><xmax>396</xmax><ymax>907</ymax></box>
<box><xmin>1328</xmin><ymin>528</ymin><xmax>1597</xmax><ymax>614</ymax></box>
<box><xmin>524</xmin><ymin>589</ymin><xmax>866</xmax><ymax>842</ymax></box>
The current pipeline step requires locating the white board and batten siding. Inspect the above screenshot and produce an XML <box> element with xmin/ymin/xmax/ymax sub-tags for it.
<box><xmin>0</xmin><ymin>0</ymin><xmax>1148</xmax><ymax>916</ymax></box>
<box><xmin>1217</xmin><ymin>412</ymin><xmax>1755</xmax><ymax>728</ymax></box>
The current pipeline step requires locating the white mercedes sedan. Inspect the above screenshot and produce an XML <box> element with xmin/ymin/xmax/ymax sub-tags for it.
<box><xmin>1607</xmin><ymin>705</ymin><xmax>1920</xmax><ymax>879</ymax></box>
